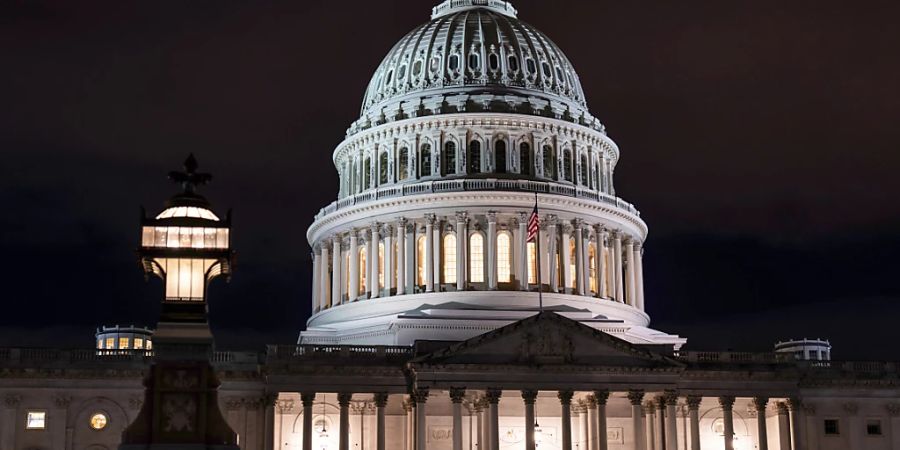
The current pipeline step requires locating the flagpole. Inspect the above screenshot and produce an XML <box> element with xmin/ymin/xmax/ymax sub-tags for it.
<box><xmin>534</xmin><ymin>192</ymin><xmax>543</xmax><ymax>312</ymax></box>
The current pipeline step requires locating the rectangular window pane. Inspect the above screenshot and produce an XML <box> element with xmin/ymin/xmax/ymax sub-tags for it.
<box><xmin>118</xmin><ymin>337</ymin><xmax>130</xmax><ymax>349</ymax></box>
<box><xmin>26</xmin><ymin>411</ymin><xmax>46</xmax><ymax>429</ymax></box>
<box><xmin>134</xmin><ymin>338</ymin><xmax>144</xmax><ymax>350</ymax></box>
<box><xmin>166</xmin><ymin>227</ymin><xmax>180</xmax><ymax>247</ymax></box>
<box><xmin>141</xmin><ymin>227</ymin><xmax>153</xmax><ymax>247</ymax></box>
<box><xmin>105</xmin><ymin>337</ymin><xmax>114</xmax><ymax>349</ymax></box>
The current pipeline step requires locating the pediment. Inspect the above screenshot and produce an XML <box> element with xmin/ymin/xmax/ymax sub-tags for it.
<box><xmin>412</xmin><ymin>312</ymin><xmax>681</xmax><ymax>368</ymax></box>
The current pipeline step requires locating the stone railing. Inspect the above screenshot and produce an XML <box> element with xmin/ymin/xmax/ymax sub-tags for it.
<box><xmin>673</xmin><ymin>351</ymin><xmax>791</xmax><ymax>364</ymax></box>
<box><xmin>317</xmin><ymin>179</ymin><xmax>639</xmax><ymax>221</ymax></box>
<box><xmin>265</xmin><ymin>344</ymin><xmax>415</xmax><ymax>363</ymax></box>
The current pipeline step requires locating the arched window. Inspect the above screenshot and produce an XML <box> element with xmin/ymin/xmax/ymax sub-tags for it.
<box><xmin>378</xmin><ymin>242</ymin><xmax>385</xmax><ymax>290</ymax></box>
<box><xmin>569</xmin><ymin>237</ymin><xmax>577</xmax><ymax>289</ymax></box>
<box><xmin>469</xmin><ymin>234</ymin><xmax>484</xmax><ymax>283</ymax></box>
<box><xmin>363</xmin><ymin>157</ymin><xmax>371</xmax><ymax>189</ymax></box>
<box><xmin>593</xmin><ymin>163</ymin><xmax>600</xmax><ymax>190</ymax></box>
<box><xmin>443</xmin><ymin>234</ymin><xmax>457</xmax><ymax>284</ymax></box>
<box><xmin>444</xmin><ymin>141</ymin><xmax>457</xmax><ymax>175</ymax></box>
<box><xmin>519</xmin><ymin>142</ymin><xmax>532</xmax><ymax>176</ymax></box>
<box><xmin>497</xmin><ymin>232</ymin><xmax>512</xmax><ymax>283</ymax></box>
<box><xmin>579</xmin><ymin>154</ymin><xmax>588</xmax><ymax>186</ymax></box>
<box><xmin>527</xmin><ymin>241</ymin><xmax>537</xmax><ymax>284</ymax></box>
<box><xmin>495</xmin><ymin>140</ymin><xmax>507</xmax><ymax>174</ymax></box>
<box><xmin>398</xmin><ymin>147</ymin><xmax>409</xmax><ymax>181</ymax></box>
<box><xmin>379</xmin><ymin>152</ymin><xmax>388</xmax><ymax>185</ymax></box>
<box><xmin>468</xmin><ymin>53</ymin><xmax>480</xmax><ymax>71</ymax></box>
<box><xmin>350</xmin><ymin>160</ymin><xmax>358</xmax><ymax>195</ymax></box>
<box><xmin>358</xmin><ymin>247</ymin><xmax>367</xmax><ymax>295</ymax></box>
<box><xmin>416</xmin><ymin>235</ymin><xmax>426</xmax><ymax>287</ymax></box>
<box><xmin>420</xmin><ymin>143</ymin><xmax>432</xmax><ymax>177</ymax></box>
<box><xmin>345</xmin><ymin>251</ymin><xmax>351</xmax><ymax>300</ymax></box>
<box><xmin>563</xmin><ymin>149</ymin><xmax>573</xmax><ymax>182</ymax></box>
<box><xmin>542</xmin><ymin>145</ymin><xmax>555</xmax><ymax>179</ymax></box>
<box><xmin>589</xmin><ymin>244</ymin><xmax>597</xmax><ymax>294</ymax></box>
<box><xmin>468</xmin><ymin>140</ymin><xmax>481</xmax><ymax>173</ymax></box>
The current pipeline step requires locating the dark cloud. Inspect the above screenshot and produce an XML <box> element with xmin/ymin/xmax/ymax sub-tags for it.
<box><xmin>1</xmin><ymin>0</ymin><xmax>899</xmax><ymax>357</ymax></box>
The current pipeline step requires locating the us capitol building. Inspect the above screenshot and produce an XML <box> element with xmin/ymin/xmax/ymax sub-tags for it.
<box><xmin>2</xmin><ymin>2</ymin><xmax>898</xmax><ymax>450</ymax></box>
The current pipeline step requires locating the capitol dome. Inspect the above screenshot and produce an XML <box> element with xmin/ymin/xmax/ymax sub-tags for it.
<box><xmin>349</xmin><ymin>0</ymin><xmax>604</xmax><ymax>136</ymax></box>
<box><xmin>302</xmin><ymin>0</ymin><xmax>685</xmax><ymax>350</ymax></box>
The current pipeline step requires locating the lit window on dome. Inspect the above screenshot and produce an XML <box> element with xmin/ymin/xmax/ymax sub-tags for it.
<box><xmin>90</xmin><ymin>413</ymin><xmax>108</xmax><ymax>430</ymax></box>
<box><xmin>497</xmin><ymin>233</ymin><xmax>511</xmax><ymax>283</ymax></box>
<box><xmin>470</xmin><ymin>234</ymin><xmax>485</xmax><ymax>283</ymax></box>
<box><xmin>443</xmin><ymin>234</ymin><xmax>456</xmax><ymax>284</ymax></box>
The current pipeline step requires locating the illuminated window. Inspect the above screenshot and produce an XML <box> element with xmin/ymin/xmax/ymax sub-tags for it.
<box><xmin>145</xmin><ymin>340</ymin><xmax>152</xmax><ymax>350</ymax></box>
<box><xmin>119</xmin><ymin>337</ymin><xmax>130</xmax><ymax>349</ymax></box>
<box><xmin>134</xmin><ymin>338</ymin><xmax>144</xmax><ymax>350</ymax></box>
<box><xmin>90</xmin><ymin>413</ymin><xmax>108</xmax><ymax>430</ymax></box>
<box><xmin>497</xmin><ymin>233</ymin><xmax>511</xmax><ymax>283</ymax></box>
<box><xmin>358</xmin><ymin>248</ymin><xmax>367</xmax><ymax>295</ymax></box>
<box><xmin>105</xmin><ymin>337</ymin><xmax>114</xmax><ymax>349</ymax></box>
<box><xmin>569</xmin><ymin>237</ymin><xmax>577</xmax><ymax>289</ymax></box>
<box><xmin>443</xmin><ymin>234</ymin><xmax>457</xmax><ymax>284</ymax></box>
<box><xmin>470</xmin><ymin>234</ymin><xmax>484</xmax><ymax>283</ymax></box>
<box><xmin>527</xmin><ymin>242</ymin><xmax>537</xmax><ymax>284</ymax></box>
<box><xmin>26</xmin><ymin>411</ymin><xmax>46</xmax><ymax>429</ymax></box>
<box><xmin>96</xmin><ymin>338</ymin><xmax>103</xmax><ymax>349</ymax></box>
<box><xmin>378</xmin><ymin>243</ymin><xmax>385</xmax><ymax>289</ymax></box>
<box><xmin>143</xmin><ymin>227</ymin><xmax>228</xmax><ymax>250</ymax></box>
<box><xmin>416</xmin><ymin>236</ymin><xmax>426</xmax><ymax>286</ymax></box>
<box><xmin>589</xmin><ymin>245</ymin><xmax>597</xmax><ymax>293</ymax></box>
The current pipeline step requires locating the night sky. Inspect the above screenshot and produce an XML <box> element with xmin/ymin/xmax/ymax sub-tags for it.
<box><xmin>2</xmin><ymin>0</ymin><xmax>899</xmax><ymax>359</ymax></box>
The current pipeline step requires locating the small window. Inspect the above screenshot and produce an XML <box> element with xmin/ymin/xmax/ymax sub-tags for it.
<box><xmin>90</xmin><ymin>413</ymin><xmax>108</xmax><ymax>430</ymax></box>
<box><xmin>556</xmin><ymin>66</ymin><xmax>564</xmax><ymax>82</ymax></box>
<box><xmin>489</xmin><ymin>53</ymin><xmax>500</xmax><ymax>71</ymax></box>
<box><xmin>867</xmin><ymin>419</ymin><xmax>882</xmax><ymax>436</ymax></box>
<box><xmin>468</xmin><ymin>53</ymin><xmax>480</xmax><ymax>71</ymax></box>
<box><xmin>26</xmin><ymin>411</ymin><xmax>46</xmax><ymax>429</ymax></box>
<box><xmin>134</xmin><ymin>337</ymin><xmax>144</xmax><ymax>350</ymax></box>
<box><xmin>542</xmin><ymin>62</ymin><xmax>552</xmax><ymax>78</ymax></box>
<box><xmin>385</xmin><ymin>70</ymin><xmax>393</xmax><ymax>84</ymax></box>
<box><xmin>430</xmin><ymin>55</ymin><xmax>441</xmax><ymax>73</ymax></box>
<box><xmin>824</xmin><ymin>419</ymin><xmax>840</xmax><ymax>436</ymax></box>
<box><xmin>526</xmin><ymin>58</ymin><xmax>536</xmax><ymax>74</ymax></box>
<box><xmin>105</xmin><ymin>337</ymin><xmax>114</xmax><ymax>349</ymax></box>
<box><xmin>449</xmin><ymin>54</ymin><xmax>460</xmax><ymax>71</ymax></box>
<box><xmin>412</xmin><ymin>60</ymin><xmax>422</xmax><ymax>76</ymax></box>
<box><xmin>508</xmin><ymin>55</ymin><xmax>519</xmax><ymax>72</ymax></box>
<box><xmin>398</xmin><ymin>64</ymin><xmax>407</xmax><ymax>80</ymax></box>
<box><xmin>119</xmin><ymin>337</ymin><xmax>130</xmax><ymax>349</ymax></box>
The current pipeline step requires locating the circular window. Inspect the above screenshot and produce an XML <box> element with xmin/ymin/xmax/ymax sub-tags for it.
<box><xmin>90</xmin><ymin>413</ymin><xmax>108</xmax><ymax>430</ymax></box>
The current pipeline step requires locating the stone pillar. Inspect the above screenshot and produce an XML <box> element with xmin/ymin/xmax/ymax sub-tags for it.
<box><xmin>612</xmin><ymin>232</ymin><xmax>624</xmax><ymax>302</ymax></box>
<box><xmin>518</xmin><ymin>212</ymin><xmax>528</xmax><ymax>290</ymax></box>
<box><xmin>665</xmin><ymin>391</ymin><xmax>678</xmax><ymax>450</ymax></box>
<box><xmin>775</xmin><ymin>402</ymin><xmax>791</xmax><ymax>450</ymax></box>
<box><xmin>301</xmin><ymin>393</ymin><xmax>316</xmax><ymax>450</ymax></box>
<box><xmin>628</xmin><ymin>390</ymin><xmax>646</xmax><ymax>450</ymax></box>
<box><xmin>522</xmin><ymin>390</ymin><xmax>538</xmax><ymax>450</ymax></box>
<box><xmin>374</xmin><ymin>393</ymin><xmax>388</xmax><ymax>450</ymax></box>
<box><xmin>487</xmin><ymin>211</ymin><xmax>498</xmax><ymax>289</ymax></box>
<box><xmin>456</xmin><ymin>212</ymin><xmax>468</xmax><ymax>291</ymax></box>
<box><xmin>384</xmin><ymin>226</ymin><xmax>394</xmax><ymax>295</ymax></box>
<box><xmin>433</xmin><ymin>217</ymin><xmax>441</xmax><ymax>290</ymax></box>
<box><xmin>486</xmin><ymin>389</ymin><xmax>502</xmax><ymax>450</ymax></box>
<box><xmin>405</xmin><ymin>222</ymin><xmax>416</xmax><ymax>293</ymax></box>
<box><xmin>805</xmin><ymin>403</ymin><xmax>819</xmax><ymax>450</ymax></box>
<box><xmin>561</xmin><ymin>224</ymin><xmax>573</xmax><ymax>292</ymax></box>
<box><xmin>655</xmin><ymin>397</ymin><xmax>665</xmax><ymax>450</ymax></box>
<box><xmin>338</xmin><ymin>393</ymin><xmax>353</xmax><ymax>450</ymax></box>
<box><xmin>2</xmin><ymin>395</ymin><xmax>20</xmax><ymax>450</ymax></box>
<box><xmin>595</xmin><ymin>226</ymin><xmax>607</xmax><ymax>298</ymax></box>
<box><xmin>349</xmin><ymin>231</ymin><xmax>359</xmax><ymax>300</ymax></box>
<box><xmin>414</xmin><ymin>389</ymin><xmax>429</xmax><ymax>450</ymax></box>
<box><xmin>477</xmin><ymin>400</ymin><xmax>488</xmax><ymax>450</ymax></box>
<box><xmin>624</xmin><ymin>239</ymin><xmax>636</xmax><ymax>306</ymax></box>
<box><xmin>50</xmin><ymin>395</ymin><xmax>70</xmax><ymax>450</ymax></box>
<box><xmin>587</xmin><ymin>395</ymin><xmax>599</xmax><ymax>450</ymax></box>
<box><xmin>574</xmin><ymin>221</ymin><xmax>586</xmax><ymax>295</ymax></box>
<box><xmin>370</xmin><ymin>223</ymin><xmax>381</xmax><ymax>298</ymax></box>
<box><xmin>332</xmin><ymin>235</ymin><xmax>342</xmax><ymax>307</ymax></box>
<box><xmin>580</xmin><ymin>403</ymin><xmax>590</xmax><ymax>450</ymax></box>
<box><xmin>424</xmin><ymin>214</ymin><xmax>435</xmax><ymax>292</ymax></box>
<box><xmin>719</xmin><ymin>396</ymin><xmax>735</xmax><ymax>450</ymax></box>
<box><xmin>594</xmin><ymin>390</ymin><xmax>609</xmax><ymax>450</ymax></box>
<box><xmin>403</xmin><ymin>399</ymin><xmax>414</xmax><ymax>450</ymax></box>
<box><xmin>754</xmin><ymin>397</ymin><xmax>768</xmax><ymax>450</ymax></box>
<box><xmin>397</xmin><ymin>218</ymin><xmax>407</xmax><ymax>295</ymax></box>
<box><xmin>450</xmin><ymin>388</ymin><xmax>466</xmax><ymax>450</ymax></box>
<box><xmin>321</xmin><ymin>242</ymin><xmax>330</xmax><ymax>309</ymax></box>
<box><xmin>645</xmin><ymin>402</ymin><xmax>656</xmax><ymax>450</ymax></box>
<box><xmin>559</xmin><ymin>390</ymin><xmax>574</xmax><ymax>450</ymax></box>
<box><xmin>634</xmin><ymin>242</ymin><xmax>645</xmax><ymax>310</ymax></box>
<box><xmin>686</xmin><ymin>396</ymin><xmax>701</xmax><ymax>450</ymax></box>
<box><xmin>312</xmin><ymin>251</ymin><xmax>321</xmax><ymax>312</ymax></box>
<box><xmin>547</xmin><ymin>216</ymin><xmax>559</xmax><ymax>292</ymax></box>
<box><xmin>788</xmin><ymin>398</ymin><xmax>805</xmax><ymax>450</ymax></box>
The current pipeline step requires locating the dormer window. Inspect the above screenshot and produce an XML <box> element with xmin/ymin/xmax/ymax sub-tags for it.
<box><xmin>508</xmin><ymin>55</ymin><xmax>520</xmax><ymax>72</ymax></box>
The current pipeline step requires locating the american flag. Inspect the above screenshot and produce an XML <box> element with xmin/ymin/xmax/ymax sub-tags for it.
<box><xmin>526</xmin><ymin>203</ymin><xmax>539</xmax><ymax>242</ymax></box>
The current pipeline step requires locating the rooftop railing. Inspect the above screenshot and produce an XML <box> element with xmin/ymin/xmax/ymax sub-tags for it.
<box><xmin>266</xmin><ymin>344</ymin><xmax>415</xmax><ymax>363</ymax></box>
<box><xmin>315</xmin><ymin>179</ymin><xmax>639</xmax><ymax>221</ymax></box>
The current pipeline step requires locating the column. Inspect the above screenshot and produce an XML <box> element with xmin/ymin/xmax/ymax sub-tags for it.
<box><xmin>486</xmin><ymin>389</ymin><xmax>502</xmax><ymax>450</ymax></box>
<box><xmin>624</xmin><ymin>239</ymin><xmax>636</xmax><ymax>306</ymax></box>
<box><xmin>456</xmin><ymin>212</ymin><xmax>468</xmax><ymax>291</ymax></box>
<box><xmin>370</xmin><ymin>223</ymin><xmax>380</xmax><ymax>298</ymax></box>
<box><xmin>561</xmin><ymin>224</ymin><xmax>573</xmax><ymax>292</ymax></box>
<box><xmin>477</xmin><ymin>400</ymin><xmax>488</xmax><ymax>450</ymax></box>
<box><xmin>559</xmin><ymin>390</ymin><xmax>574</xmax><ymax>450</ymax></box>
<box><xmin>574</xmin><ymin>221</ymin><xmax>586</xmax><ymax>295</ymax></box>
<box><xmin>312</xmin><ymin>251</ymin><xmax>321</xmax><ymax>312</ymax></box>
<box><xmin>374</xmin><ymin>393</ymin><xmax>388</xmax><ymax>450</ymax></box>
<box><xmin>665</xmin><ymin>391</ymin><xmax>678</xmax><ymax>450</ymax></box>
<box><xmin>776</xmin><ymin>402</ymin><xmax>791</xmax><ymax>450</ymax></box>
<box><xmin>349</xmin><ymin>231</ymin><xmax>359</xmax><ymax>300</ymax></box>
<box><xmin>580</xmin><ymin>404</ymin><xmax>590</xmax><ymax>450</ymax></box>
<box><xmin>538</xmin><ymin>214</ymin><xmax>559</xmax><ymax>292</ymax></box>
<box><xmin>596</xmin><ymin>227</ymin><xmax>607</xmax><ymax>298</ymax></box>
<box><xmin>450</xmin><ymin>388</ymin><xmax>465</xmax><ymax>450</ymax></box>
<box><xmin>301</xmin><ymin>393</ymin><xmax>316</xmax><ymax>450</ymax></box>
<box><xmin>321</xmin><ymin>242</ymin><xmax>331</xmax><ymax>309</ymax></box>
<box><xmin>719</xmin><ymin>396</ymin><xmax>735</xmax><ymax>450</ymax></box>
<box><xmin>887</xmin><ymin>404</ymin><xmax>900</xmax><ymax>450</ymax></box>
<box><xmin>406</xmin><ymin>222</ymin><xmax>416</xmax><ymax>293</ymax></box>
<box><xmin>593</xmin><ymin>391</ymin><xmax>609</xmax><ymax>450</ymax></box>
<box><xmin>404</xmin><ymin>399</ymin><xmax>414</xmax><ymax>450</ymax></box>
<box><xmin>628</xmin><ymin>390</ymin><xmax>646</xmax><ymax>450</ymax></box>
<box><xmin>433</xmin><ymin>217</ymin><xmax>441</xmax><ymax>290</ymax></box>
<box><xmin>686</xmin><ymin>396</ymin><xmax>701</xmax><ymax>450</ymax></box>
<box><xmin>788</xmin><ymin>398</ymin><xmax>805</xmax><ymax>450</ymax></box>
<box><xmin>397</xmin><ymin>218</ymin><xmax>407</xmax><ymax>295</ymax></box>
<box><xmin>487</xmin><ymin>211</ymin><xmax>498</xmax><ymax>289</ymax></box>
<box><xmin>645</xmin><ymin>402</ymin><xmax>656</xmax><ymax>450</ymax></box>
<box><xmin>613</xmin><ymin>232</ymin><xmax>624</xmax><ymax>302</ymax></box>
<box><xmin>414</xmin><ymin>389</ymin><xmax>429</xmax><ymax>450</ymax></box>
<box><xmin>384</xmin><ymin>226</ymin><xmax>394</xmax><ymax>296</ymax></box>
<box><xmin>332</xmin><ymin>235</ymin><xmax>342</xmax><ymax>307</ymax></box>
<box><xmin>634</xmin><ymin>242</ymin><xmax>645</xmax><ymax>310</ymax></box>
<box><xmin>425</xmin><ymin>214</ymin><xmax>435</xmax><ymax>292</ymax></box>
<box><xmin>338</xmin><ymin>393</ymin><xmax>353</xmax><ymax>450</ymax></box>
<box><xmin>587</xmin><ymin>395</ymin><xmax>599</xmax><ymax>450</ymax></box>
<box><xmin>522</xmin><ymin>390</ymin><xmax>538</xmax><ymax>450</ymax></box>
<box><xmin>518</xmin><ymin>212</ymin><xmax>528</xmax><ymax>290</ymax></box>
<box><xmin>750</xmin><ymin>397</ymin><xmax>768</xmax><ymax>450</ymax></box>
<box><xmin>655</xmin><ymin>397</ymin><xmax>665</xmax><ymax>450</ymax></box>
